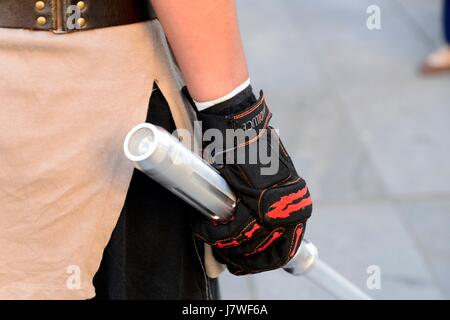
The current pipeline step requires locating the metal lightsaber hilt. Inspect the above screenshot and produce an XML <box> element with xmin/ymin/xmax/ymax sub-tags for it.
<box><xmin>124</xmin><ymin>123</ymin><xmax>372</xmax><ymax>300</ymax></box>
<box><xmin>123</xmin><ymin>123</ymin><xmax>235</xmax><ymax>221</ymax></box>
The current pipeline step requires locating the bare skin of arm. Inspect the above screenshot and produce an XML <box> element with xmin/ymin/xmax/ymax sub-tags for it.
<box><xmin>151</xmin><ymin>0</ymin><xmax>249</xmax><ymax>103</ymax></box>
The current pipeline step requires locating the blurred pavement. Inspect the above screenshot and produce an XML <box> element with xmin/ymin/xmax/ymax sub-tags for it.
<box><xmin>219</xmin><ymin>0</ymin><xmax>450</xmax><ymax>299</ymax></box>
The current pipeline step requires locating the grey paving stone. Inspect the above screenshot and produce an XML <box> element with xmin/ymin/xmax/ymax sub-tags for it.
<box><xmin>218</xmin><ymin>273</ymin><xmax>258</xmax><ymax>300</ymax></box>
<box><xmin>237</xmin><ymin>0</ymin><xmax>389</xmax><ymax>203</ymax></box>
<box><xmin>306</xmin><ymin>202</ymin><xmax>443</xmax><ymax>299</ymax></box>
<box><xmin>396</xmin><ymin>0</ymin><xmax>443</xmax><ymax>47</ymax></box>
<box><xmin>221</xmin><ymin>202</ymin><xmax>442</xmax><ymax>299</ymax></box>
<box><xmin>340</xmin><ymin>79</ymin><xmax>450</xmax><ymax>196</ymax></box>
<box><xmin>219</xmin><ymin>0</ymin><xmax>450</xmax><ymax>300</ymax></box>
<box><xmin>396</xmin><ymin>199</ymin><xmax>450</xmax><ymax>297</ymax></box>
<box><xmin>220</xmin><ymin>269</ymin><xmax>334</xmax><ymax>300</ymax></box>
<box><xmin>237</xmin><ymin>0</ymin><xmax>325</xmax><ymax>98</ymax></box>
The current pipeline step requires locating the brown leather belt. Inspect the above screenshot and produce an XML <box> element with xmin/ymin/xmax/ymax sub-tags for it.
<box><xmin>0</xmin><ymin>0</ymin><xmax>156</xmax><ymax>34</ymax></box>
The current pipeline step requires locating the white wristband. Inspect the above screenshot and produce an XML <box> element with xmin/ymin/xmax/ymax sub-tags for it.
<box><xmin>194</xmin><ymin>78</ymin><xmax>251</xmax><ymax>111</ymax></box>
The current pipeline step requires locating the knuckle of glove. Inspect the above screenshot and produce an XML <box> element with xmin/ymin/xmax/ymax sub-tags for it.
<box><xmin>260</xmin><ymin>177</ymin><xmax>312</xmax><ymax>227</ymax></box>
<box><xmin>213</xmin><ymin>221</ymin><xmax>307</xmax><ymax>276</ymax></box>
<box><xmin>193</xmin><ymin>201</ymin><xmax>254</xmax><ymax>246</ymax></box>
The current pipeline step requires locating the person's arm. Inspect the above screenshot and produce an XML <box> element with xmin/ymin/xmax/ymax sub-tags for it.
<box><xmin>151</xmin><ymin>0</ymin><xmax>249</xmax><ymax>103</ymax></box>
<box><xmin>152</xmin><ymin>0</ymin><xmax>313</xmax><ymax>276</ymax></box>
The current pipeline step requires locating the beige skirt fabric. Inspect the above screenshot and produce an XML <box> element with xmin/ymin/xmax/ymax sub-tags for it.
<box><xmin>0</xmin><ymin>19</ymin><xmax>206</xmax><ymax>299</ymax></box>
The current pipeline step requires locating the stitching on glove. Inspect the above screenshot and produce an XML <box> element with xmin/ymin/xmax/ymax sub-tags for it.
<box><xmin>211</xmin><ymin>219</ymin><xmax>258</xmax><ymax>248</ymax></box>
<box><xmin>236</xmin><ymin>116</ymin><xmax>272</xmax><ymax>149</ymax></box>
<box><xmin>215</xmin><ymin>227</ymin><xmax>299</xmax><ymax>275</ymax></box>
<box><xmin>215</xmin><ymin>221</ymin><xmax>261</xmax><ymax>249</ymax></box>
<box><xmin>216</xmin><ymin>247</ymin><xmax>295</xmax><ymax>276</ymax></box>
<box><xmin>216</xmin><ymin>240</ymin><xmax>240</xmax><ymax>249</ymax></box>
<box><xmin>233</xmin><ymin>95</ymin><xmax>265</xmax><ymax>120</ymax></box>
<box><xmin>214</xmin><ymin>249</ymin><xmax>246</xmax><ymax>274</ymax></box>
<box><xmin>193</xmin><ymin>233</ymin><xmax>208</xmax><ymax>243</ymax></box>
<box><xmin>244</xmin><ymin>223</ymin><xmax>261</xmax><ymax>238</ymax></box>
<box><xmin>288</xmin><ymin>223</ymin><xmax>304</xmax><ymax>258</ymax></box>
<box><xmin>279</xmin><ymin>140</ymin><xmax>289</xmax><ymax>158</ymax></box>
<box><xmin>245</xmin><ymin>227</ymin><xmax>285</xmax><ymax>256</ymax></box>
<box><xmin>269</xmin><ymin>127</ymin><xmax>289</xmax><ymax>158</ymax></box>
<box><xmin>209</xmin><ymin>120</ymin><xmax>272</xmax><ymax>164</ymax></box>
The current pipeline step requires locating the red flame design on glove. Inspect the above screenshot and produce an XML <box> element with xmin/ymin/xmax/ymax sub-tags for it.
<box><xmin>266</xmin><ymin>186</ymin><xmax>312</xmax><ymax>219</ymax></box>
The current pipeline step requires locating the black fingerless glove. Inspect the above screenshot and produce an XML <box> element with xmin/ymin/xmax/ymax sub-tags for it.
<box><xmin>188</xmin><ymin>87</ymin><xmax>313</xmax><ymax>275</ymax></box>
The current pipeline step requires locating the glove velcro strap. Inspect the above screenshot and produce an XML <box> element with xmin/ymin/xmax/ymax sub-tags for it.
<box><xmin>198</xmin><ymin>91</ymin><xmax>272</xmax><ymax>133</ymax></box>
<box><xmin>230</xmin><ymin>92</ymin><xmax>271</xmax><ymax>131</ymax></box>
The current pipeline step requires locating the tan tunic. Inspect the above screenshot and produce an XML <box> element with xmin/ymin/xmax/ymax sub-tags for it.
<box><xmin>0</xmin><ymin>19</ymin><xmax>218</xmax><ymax>299</ymax></box>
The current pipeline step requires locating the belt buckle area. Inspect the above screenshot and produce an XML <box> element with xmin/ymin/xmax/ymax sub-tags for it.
<box><xmin>52</xmin><ymin>0</ymin><xmax>67</xmax><ymax>34</ymax></box>
<box><xmin>33</xmin><ymin>0</ymin><xmax>89</xmax><ymax>34</ymax></box>
<box><xmin>52</xmin><ymin>0</ymin><xmax>86</xmax><ymax>34</ymax></box>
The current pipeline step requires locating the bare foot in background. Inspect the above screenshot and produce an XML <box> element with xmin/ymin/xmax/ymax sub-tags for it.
<box><xmin>421</xmin><ymin>46</ymin><xmax>450</xmax><ymax>75</ymax></box>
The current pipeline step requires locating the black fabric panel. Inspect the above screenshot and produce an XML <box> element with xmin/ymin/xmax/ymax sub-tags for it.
<box><xmin>93</xmin><ymin>83</ymin><xmax>212</xmax><ymax>300</ymax></box>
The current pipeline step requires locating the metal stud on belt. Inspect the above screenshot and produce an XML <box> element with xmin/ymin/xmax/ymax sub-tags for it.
<box><xmin>34</xmin><ymin>0</ymin><xmax>88</xmax><ymax>34</ymax></box>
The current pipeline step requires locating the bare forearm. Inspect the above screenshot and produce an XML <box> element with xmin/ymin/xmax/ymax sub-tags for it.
<box><xmin>151</xmin><ymin>0</ymin><xmax>249</xmax><ymax>102</ymax></box>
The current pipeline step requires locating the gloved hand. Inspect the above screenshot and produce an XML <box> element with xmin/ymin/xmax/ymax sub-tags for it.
<box><xmin>188</xmin><ymin>87</ymin><xmax>313</xmax><ymax>275</ymax></box>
